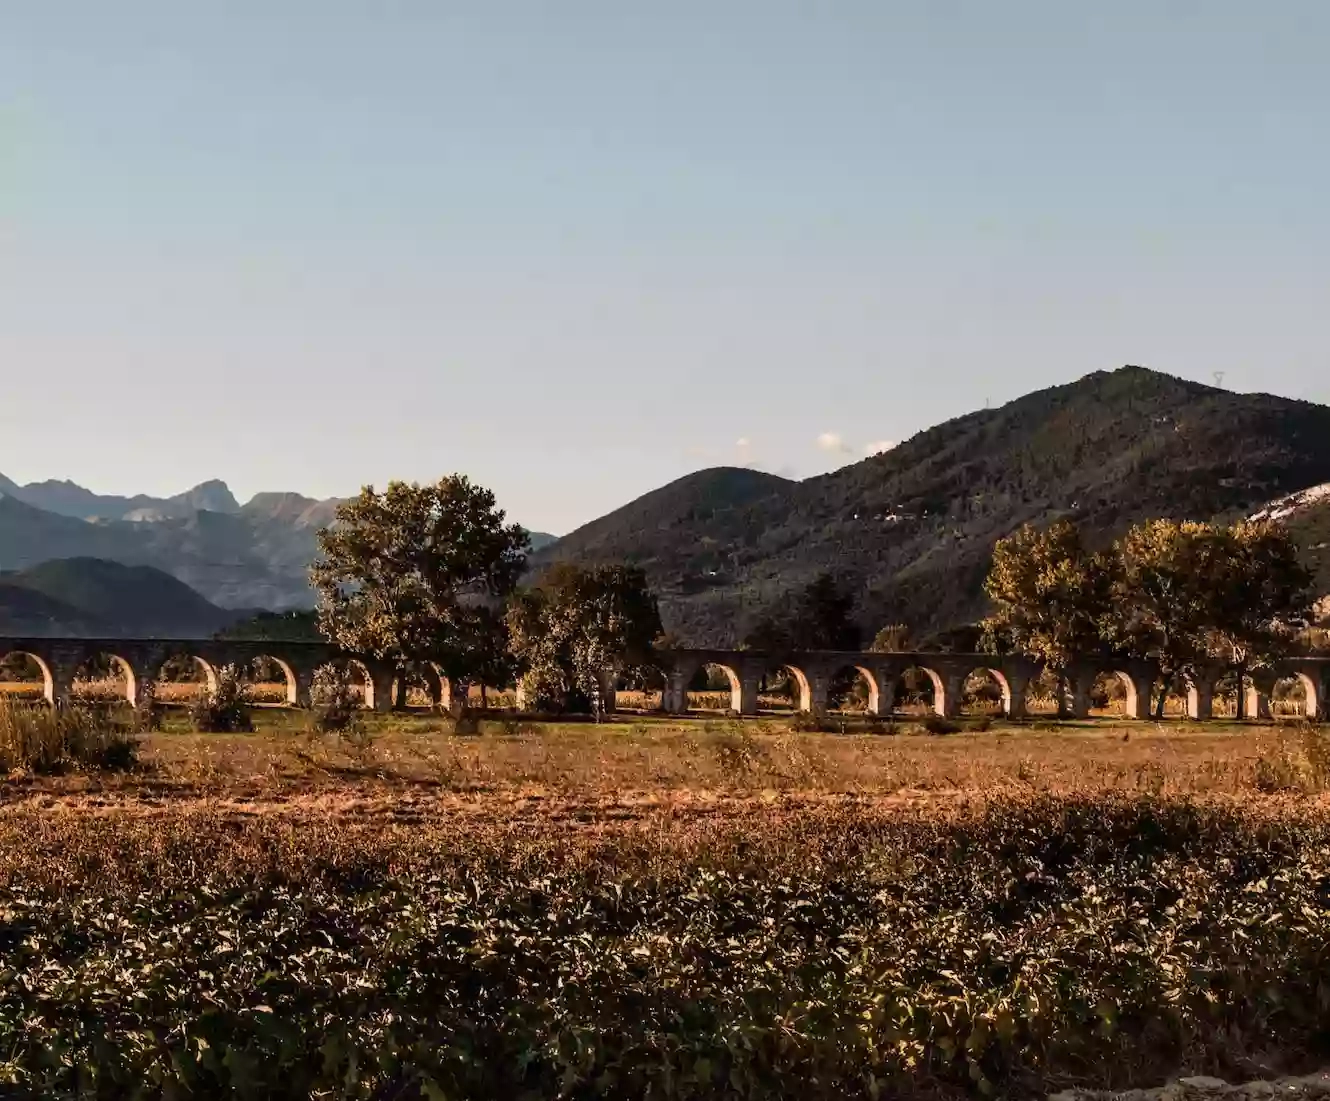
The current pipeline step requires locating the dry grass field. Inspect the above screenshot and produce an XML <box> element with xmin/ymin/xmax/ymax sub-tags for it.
<box><xmin>4</xmin><ymin>710</ymin><xmax>1329</xmax><ymax>810</ymax></box>
<box><xmin>3</xmin><ymin>704</ymin><xmax>1330</xmax><ymax>1097</ymax></box>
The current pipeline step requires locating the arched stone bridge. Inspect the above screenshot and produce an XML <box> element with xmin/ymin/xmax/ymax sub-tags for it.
<box><xmin>0</xmin><ymin>636</ymin><xmax>1326</xmax><ymax>720</ymax></box>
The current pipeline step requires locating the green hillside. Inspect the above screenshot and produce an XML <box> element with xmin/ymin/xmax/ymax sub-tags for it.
<box><xmin>0</xmin><ymin>558</ymin><xmax>238</xmax><ymax>637</ymax></box>
<box><xmin>534</xmin><ymin>366</ymin><xmax>1330</xmax><ymax>644</ymax></box>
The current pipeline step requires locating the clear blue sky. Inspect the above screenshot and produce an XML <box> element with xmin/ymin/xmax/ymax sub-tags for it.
<box><xmin>2</xmin><ymin>2</ymin><xmax>1328</xmax><ymax>534</ymax></box>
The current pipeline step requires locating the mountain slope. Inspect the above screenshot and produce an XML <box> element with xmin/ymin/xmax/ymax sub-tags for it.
<box><xmin>535</xmin><ymin>366</ymin><xmax>1330</xmax><ymax>644</ymax></box>
<box><xmin>1252</xmin><ymin>483</ymin><xmax>1330</xmax><ymax>612</ymax></box>
<box><xmin>0</xmin><ymin>558</ymin><xmax>239</xmax><ymax>636</ymax></box>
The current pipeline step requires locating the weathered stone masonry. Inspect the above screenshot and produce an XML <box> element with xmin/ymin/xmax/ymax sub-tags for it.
<box><xmin>1</xmin><ymin>636</ymin><xmax>1324</xmax><ymax>719</ymax></box>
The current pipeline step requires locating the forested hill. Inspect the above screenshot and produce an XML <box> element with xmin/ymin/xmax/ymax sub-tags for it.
<box><xmin>533</xmin><ymin>366</ymin><xmax>1330</xmax><ymax>645</ymax></box>
<box><xmin>0</xmin><ymin>558</ymin><xmax>242</xmax><ymax>637</ymax></box>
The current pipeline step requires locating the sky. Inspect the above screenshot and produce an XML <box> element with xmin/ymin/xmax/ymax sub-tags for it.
<box><xmin>2</xmin><ymin>2</ymin><xmax>1329</xmax><ymax>534</ymax></box>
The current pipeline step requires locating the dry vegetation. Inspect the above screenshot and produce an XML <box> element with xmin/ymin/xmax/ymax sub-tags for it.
<box><xmin>3</xmin><ymin>706</ymin><xmax>1330</xmax><ymax>1097</ymax></box>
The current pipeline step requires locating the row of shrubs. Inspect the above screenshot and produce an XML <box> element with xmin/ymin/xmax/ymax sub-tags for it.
<box><xmin>0</xmin><ymin>795</ymin><xmax>1327</xmax><ymax>1096</ymax></box>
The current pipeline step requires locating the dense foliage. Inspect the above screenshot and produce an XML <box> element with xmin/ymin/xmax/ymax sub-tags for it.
<box><xmin>0</xmin><ymin>795</ymin><xmax>1327</xmax><ymax>1097</ymax></box>
<box><xmin>985</xmin><ymin>516</ymin><xmax>1312</xmax><ymax>715</ymax></box>
<box><xmin>311</xmin><ymin>476</ymin><xmax>529</xmax><ymax>687</ymax></box>
<box><xmin>531</xmin><ymin>367</ymin><xmax>1330</xmax><ymax>644</ymax></box>
<box><xmin>508</xmin><ymin>563</ymin><xmax>663</xmax><ymax>714</ymax></box>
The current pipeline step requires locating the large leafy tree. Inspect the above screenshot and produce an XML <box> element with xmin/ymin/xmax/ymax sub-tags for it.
<box><xmin>507</xmin><ymin>563</ymin><xmax>663</xmax><ymax>716</ymax></box>
<box><xmin>311</xmin><ymin>476</ymin><xmax>529</xmax><ymax>692</ymax></box>
<box><xmin>982</xmin><ymin>520</ymin><xmax>1116</xmax><ymax>674</ymax></box>
<box><xmin>1202</xmin><ymin>520</ymin><xmax>1312</xmax><ymax>718</ymax></box>
<box><xmin>1107</xmin><ymin>519</ymin><xmax>1225</xmax><ymax>717</ymax></box>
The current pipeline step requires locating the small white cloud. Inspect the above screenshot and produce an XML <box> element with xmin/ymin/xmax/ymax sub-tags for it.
<box><xmin>734</xmin><ymin>437</ymin><xmax>754</xmax><ymax>466</ymax></box>
<box><xmin>816</xmin><ymin>432</ymin><xmax>853</xmax><ymax>454</ymax></box>
<box><xmin>864</xmin><ymin>440</ymin><xmax>897</xmax><ymax>457</ymax></box>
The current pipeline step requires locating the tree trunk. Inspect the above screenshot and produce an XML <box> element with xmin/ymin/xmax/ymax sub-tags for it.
<box><xmin>1155</xmin><ymin>674</ymin><xmax>1171</xmax><ymax>720</ymax></box>
<box><xmin>480</xmin><ymin>683</ymin><xmax>488</xmax><ymax>710</ymax></box>
<box><xmin>393</xmin><ymin>673</ymin><xmax>407</xmax><ymax>711</ymax></box>
<box><xmin>1055</xmin><ymin>671</ymin><xmax>1069</xmax><ymax>719</ymax></box>
<box><xmin>1235</xmin><ymin>662</ymin><xmax>1247</xmax><ymax>720</ymax></box>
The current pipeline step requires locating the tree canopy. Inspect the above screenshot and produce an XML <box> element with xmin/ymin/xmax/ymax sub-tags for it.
<box><xmin>982</xmin><ymin>520</ymin><xmax>1114</xmax><ymax>671</ymax></box>
<box><xmin>983</xmin><ymin>515</ymin><xmax>1312</xmax><ymax>717</ymax></box>
<box><xmin>507</xmin><ymin>563</ymin><xmax>663</xmax><ymax>716</ymax></box>
<box><xmin>311</xmin><ymin>476</ymin><xmax>529</xmax><ymax>685</ymax></box>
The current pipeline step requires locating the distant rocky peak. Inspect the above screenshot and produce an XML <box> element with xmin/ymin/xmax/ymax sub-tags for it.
<box><xmin>172</xmin><ymin>480</ymin><xmax>240</xmax><ymax>514</ymax></box>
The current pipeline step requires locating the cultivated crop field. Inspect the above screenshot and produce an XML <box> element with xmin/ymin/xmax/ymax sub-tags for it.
<box><xmin>3</xmin><ymin>711</ymin><xmax>1330</xmax><ymax>1098</ymax></box>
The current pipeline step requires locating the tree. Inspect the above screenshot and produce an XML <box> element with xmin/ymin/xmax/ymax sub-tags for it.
<box><xmin>1202</xmin><ymin>520</ymin><xmax>1312</xmax><ymax>718</ymax></box>
<box><xmin>869</xmin><ymin>623</ymin><xmax>912</xmax><ymax>653</ymax></box>
<box><xmin>507</xmin><ymin>564</ymin><xmax>663</xmax><ymax>717</ymax></box>
<box><xmin>1107</xmin><ymin>519</ymin><xmax>1223</xmax><ymax>717</ymax></box>
<box><xmin>744</xmin><ymin>573</ymin><xmax>861</xmax><ymax>654</ymax></box>
<box><xmin>310</xmin><ymin>476</ymin><xmax>528</xmax><ymax>696</ymax></box>
<box><xmin>982</xmin><ymin>520</ymin><xmax>1116</xmax><ymax>676</ymax></box>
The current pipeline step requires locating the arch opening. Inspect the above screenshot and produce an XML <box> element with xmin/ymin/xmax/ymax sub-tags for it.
<box><xmin>0</xmin><ymin>652</ymin><xmax>54</xmax><ymax>703</ymax></box>
<box><xmin>1209</xmin><ymin>671</ymin><xmax>1256</xmax><ymax>719</ymax></box>
<box><xmin>1088</xmin><ymin>671</ymin><xmax>1138</xmax><ymax>718</ymax></box>
<box><xmin>70</xmin><ymin>653</ymin><xmax>137</xmax><ymax>707</ymax></box>
<box><xmin>889</xmin><ymin>666</ymin><xmax>944</xmax><ymax>717</ymax></box>
<box><xmin>154</xmin><ymin>654</ymin><xmax>220</xmax><ymax>705</ymax></box>
<box><xmin>236</xmin><ymin>655</ymin><xmax>299</xmax><ymax>707</ymax></box>
<box><xmin>750</xmin><ymin>664</ymin><xmax>813</xmax><ymax>713</ymax></box>
<box><xmin>686</xmin><ymin>663</ymin><xmax>741</xmax><ymax>713</ymax></box>
<box><xmin>1272</xmin><ymin>675</ymin><xmax>1313</xmax><ymax>720</ymax></box>
<box><xmin>1148</xmin><ymin>677</ymin><xmax>1190</xmax><ymax>720</ymax></box>
<box><xmin>960</xmin><ymin>668</ymin><xmax>1010</xmax><ymax>716</ymax></box>
<box><xmin>826</xmin><ymin>665</ymin><xmax>878</xmax><ymax>713</ymax></box>
<box><xmin>311</xmin><ymin>660</ymin><xmax>375</xmax><ymax>711</ymax></box>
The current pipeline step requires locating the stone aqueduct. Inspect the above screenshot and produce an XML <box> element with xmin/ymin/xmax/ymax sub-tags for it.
<box><xmin>0</xmin><ymin>636</ymin><xmax>1327</xmax><ymax>720</ymax></box>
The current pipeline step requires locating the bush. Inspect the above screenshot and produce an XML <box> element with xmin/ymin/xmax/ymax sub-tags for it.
<box><xmin>0</xmin><ymin>697</ymin><xmax>138</xmax><ymax>773</ymax></box>
<box><xmin>189</xmin><ymin>665</ymin><xmax>254</xmax><ymax>733</ymax></box>
<box><xmin>309</xmin><ymin>665</ymin><xmax>362</xmax><ymax>735</ymax></box>
<box><xmin>131</xmin><ymin>680</ymin><xmax>163</xmax><ymax>733</ymax></box>
<box><xmin>922</xmin><ymin>714</ymin><xmax>962</xmax><ymax>735</ymax></box>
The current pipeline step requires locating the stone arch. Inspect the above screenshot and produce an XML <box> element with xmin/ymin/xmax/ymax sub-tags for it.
<box><xmin>1272</xmin><ymin>673</ymin><xmax>1317</xmax><ymax>720</ymax></box>
<box><xmin>890</xmin><ymin>665</ymin><xmax>947</xmax><ymax>717</ymax></box>
<box><xmin>781</xmin><ymin>664</ymin><xmax>812</xmax><ymax>713</ymax></box>
<box><xmin>960</xmin><ymin>667</ymin><xmax>1012</xmax><ymax>716</ymax></box>
<box><xmin>826</xmin><ymin>664</ymin><xmax>880</xmax><ymax>713</ymax></box>
<box><xmin>0</xmin><ymin>650</ymin><xmax>54</xmax><ymax>703</ymax></box>
<box><xmin>306</xmin><ymin>659</ymin><xmax>375</xmax><ymax>710</ymax></box>
<box><xmin>236</xmin><ymin>654</ymin><xmax>299</xmax><ymax>706</ymax></box>
<box><xmin>70</xmin><ymin>652</ymin><xmax>139</xmax><ymax>706</ymax></box>
<box><xmin>686</xmin><ymin>662</ymin><xmax>742</xmax><ymax>713</ymax></box>
<box><xmin>154</xmin><ymin>652</ymin><xmax>221</xmax><ymax>701</ymax></box>
<box><xmin>1093</xmin><ymin>670</ymin><xmax>1145</xmax><ymax>719</ymax></box>
<box><xmin>1147</xmin><ymin>676</ymin><xmax>1192</xmax><ymax>720</ymax></box>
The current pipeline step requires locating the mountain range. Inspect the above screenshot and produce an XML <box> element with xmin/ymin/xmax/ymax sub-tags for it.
<box><xmin>3</xmin><ymin>366</ymin><xmax>1330</xmax><ymax>642</ymax></box>
<box><xmin>0</xmin><ymin>478</ymin><xmax>556</xmax><ymax>612</ymax></box>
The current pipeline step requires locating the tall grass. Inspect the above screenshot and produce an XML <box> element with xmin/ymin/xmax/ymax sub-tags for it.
<box><xmin>0</xmin><ymin>697</ymin><xmax>138</xmax><ymax>773</ymax></box>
